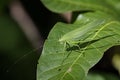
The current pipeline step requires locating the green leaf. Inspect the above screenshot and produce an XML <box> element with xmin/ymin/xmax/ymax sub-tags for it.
<box><xmin>0</xmin><ymin>15</ymin><xmax>38</xmax><ymax>80</ymax></box>
<box><xmin>37</xmin><ymin>11</ymin><xmax>120</xmax><ymax>80</ymax></box>
<box><xmin>41</xmin><ymin>0</ymin><xmax>119</xmax><ymax>16</ymax></box>
<box><xmin>87</xmin><ymin>72</ymin><xmax>120</xmax><ymax>80</ymax></box>
<box><xmin>105</xmin><ymin>0</ymin><xmax>120</xmax><ymax>14</ymax></box>
<box><xmin>87</xmin><ymin>73</ymin><xmax>105</xmax><ymax>80</ymax></box>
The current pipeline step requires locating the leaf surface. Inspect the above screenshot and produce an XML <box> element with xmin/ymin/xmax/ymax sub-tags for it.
<box><xmin>41</xmin><ymin>0</ymin><xmax>119</xmax><ymax>16</ymax></box>
<box><xmin>37</xmin><ymin>11</ymin><xmax>120</xmax><ymax>80</ymax></box>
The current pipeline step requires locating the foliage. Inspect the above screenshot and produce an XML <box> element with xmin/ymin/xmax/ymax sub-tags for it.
<box><xmin>37</xmin><ymin>0</ymin><xmax>120</xmax><ymax>80</ymax></box>
<box><xmin>0</xmin><ymin>7</ymin><xmax>38</xmax><ymax>80</ymax></box>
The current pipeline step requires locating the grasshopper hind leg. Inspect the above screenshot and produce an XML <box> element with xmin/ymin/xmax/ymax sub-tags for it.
<box><xmin>60</xmin><ymin>42</ymin><xmax>72</xmax><ymax>66</ymax></box>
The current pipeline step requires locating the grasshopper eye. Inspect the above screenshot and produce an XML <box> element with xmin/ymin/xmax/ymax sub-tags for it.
<box><xmin>58</xmin><ymin>68</ymin><xmax>61</xmax><ymax>71</ymax></box>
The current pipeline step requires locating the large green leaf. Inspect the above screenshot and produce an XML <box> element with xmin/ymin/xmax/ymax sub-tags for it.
<box><xmin>37</xmin><ymin>11</ymin><xmax>120</xmax><ymax>80</ymax></box>
<box><xmin>41</xmin><ymin>0</ymin><xmax>120</xmax><ymax>17</ymax></box>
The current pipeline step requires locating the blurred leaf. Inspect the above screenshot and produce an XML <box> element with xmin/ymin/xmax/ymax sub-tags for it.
<box><xmin>87</xmin><ymin>73</ymin><xmax>105</xmax><ymax>80</ymax></box>
<box><xmin>0</xmin><ymin>15</ymin><xmax>22</xmax><ymax>50</ymax></box>
<box><xmin>0</xmin><ymin>0</ymin><xmax>12</xmax><ymax>12</ymax></box>
<box><xmin>37</xmin><ymin>11</ymin><xmax>120</xmax><ymax>80</ymax></box>
<box><xmin>112</xmin><ymin>52</ymin><xmax>120</xmax><ymax>74</ymax></box>
<box><xmin>0</xmin><ymin>15</ymin><xmax>38</xmax><ymax>80</ymax></box>
<box><xmin>87</xmin><ymin>72</ymin><xmax>120</xmax><ymax>80</ymax></box>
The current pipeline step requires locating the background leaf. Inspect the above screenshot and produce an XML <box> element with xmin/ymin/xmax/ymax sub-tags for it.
<box><xmin>0</xmin><ymin>14</ymin><xmax>38</xmax><ymax>80</ymax></box>
<box><xmin>87</xmin><ymin>72</ymin><xmax>120</xmax><ymax>80</ymax></box>
<box><xmin>41</xmin><ymin>0</ymin><xmax>120</xmax><ymax>18</ymax></box>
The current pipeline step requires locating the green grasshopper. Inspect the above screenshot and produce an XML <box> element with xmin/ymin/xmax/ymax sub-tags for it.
<box><xmin>58</xmin><ymin>20</ymin><xmax>104</xmax><ymax>65</ymax></box>
<box><xmin>59</xmin><ymin>20</ymin><xmax>104</xmax><ymax>49</ymax></box>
